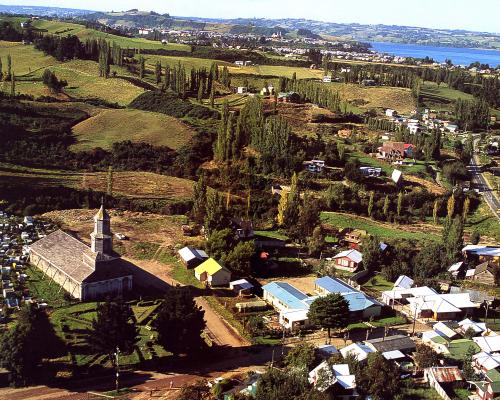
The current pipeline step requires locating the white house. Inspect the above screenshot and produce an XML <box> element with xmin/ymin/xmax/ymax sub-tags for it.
<box><xmin>237</xmin><ymin>87</ymin><xmax>248</xmax><ymax>94</ymax></box>
<box><xmin>474</xmin><ymin>336</ymin><xmax>500</xmax><ymax>354</ymax></box>
<box><xmin>323</xmin><ymin>76</ymin><xmax>332</xmax><ymax>83</ymax></box>
<box><xmin>386</xmin><ymin>109</ymin><xmax>397</xmax><ymax>117</ymax></box>
<box><xmin>308</xmin><ymin>362</ymin><xmax>357</xmax><ymax>397</ymax></box>
<box><xmin>340</xmin><ymin>343</ymin><xmax>374</xmax><ymax>362</ymax></box>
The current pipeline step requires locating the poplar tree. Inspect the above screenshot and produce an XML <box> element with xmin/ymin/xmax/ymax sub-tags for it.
<box><xmin>433</xmin><ymin>200</ymin><xmax>439</xmax><ymax>225</ymax></box>
<box><xmin>277</xmin><ymin>190</ymin><xmax>288</xmax><ymax>227</ymax></box>
<box><xmin>383</xmin><ymin>195</ymin><xmax>390</xmax><ymax>218</ymax></box>
<box><xmin>397</xmin><ymin>192</ymin><xmax>403</xmax><ymax>217</ymax></box>
<box><xmin>197</xmin><ymin>84</ymin><xmax>203</xmax><ymax>103</ymax></box>
<box><xmin>209</xmin><ymin>82</ymin><xmax>215</xmax><ymax>108</ymax></box>
<box><xmin>106</xmin><ymin>166</ymin><xmax>113</xmax><ymax>196</ymax></box>
<box><xmin>192</xmin><ymin>175</ymin><xmax>207</xmax><ymax>223</ymax></box>
<box><xmin>10</xmin><ymin>72</ymin><xmax>15</xmax><ymax>96</ymax></box>
<box><xmin>463</xmin><ymin>197</ymin><xmax>470</xmax><ymax>222</ymax></box>
<box><xmin>6</xmin><ymin>54</ymin><xmax>12</xmax><ymax>81</ymax></box>
<box><xmin>447</xmin><ymin>195</ymin><xmax>455</xmax><ymax>219</ymax></box>
<box><xmin>155</xmin><ymin>61</ymin><xmax>162</xmax><ymax>84</ymax></box>
<box><xmin>368</xmin><ymin>191</ymin><xmax>375</xmax><ymax>218</ymax></box>
<box><xmin>138</xmin><ymin>56</ymin><xmax>145</xmax><ymax>79</ymax></box>
<box><xmin>164</xmin><ymin>64</ymin><xmax>170</xmax><ymax>88</ymax></box>
<box><xmin>284</xmin><ymin>173</ymin><xmax>300</xmax><ymax>228</ymax></box>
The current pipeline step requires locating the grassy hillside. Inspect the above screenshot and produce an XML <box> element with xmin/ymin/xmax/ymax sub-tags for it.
<box><xmin>71</xmin><ymin>109</ymin><xmax>195</xmax><ymax>151</ymax></box>
<box><xmin>0</xmin><ymin>42</ymin><xmax>143</xmax><ymax>105</ymax></box>
<box><xmin>30</xmin><ymin>19</ymin><xmax>191</xmax><ymax>52</ymax></box>
<box><xmin>0</xmin><ymin>163</ymin><xmax>194</xmax><ymax>201</ymax></box>
<box><xmin>321</xmin><ymin>211</ymin><xmax>441</xmax><ymax>242</ymax></box>
<box><xmin>327</xmin><ymin>82</ymin><xmax>415</xmax><ymax>113</ymax></box>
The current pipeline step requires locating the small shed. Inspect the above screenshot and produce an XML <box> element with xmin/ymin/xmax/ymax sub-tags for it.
<box><xmin>229</xmin><ymin>279</ymin><xmax>254</xmax><ymax>296</ymax></box>
<box><xmin>178</xmin><ymin>246</ymin><xmax>209</xmax><ymax>269</ymax></box>
<box><xmin>194</xmin><ymin>258</ymin><xmax>231</xmax><ymax>287</ymax></box>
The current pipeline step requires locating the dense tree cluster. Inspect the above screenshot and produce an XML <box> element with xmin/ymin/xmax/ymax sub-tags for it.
<box><xmin>281</xmin><ymin>76</ymin><xmax>342</xmax><ymax>113</ymax></box>
<box><xmin>41</xmin><ymin>69</ymin><xmax>67</xmax><ymax>92</ymax></box>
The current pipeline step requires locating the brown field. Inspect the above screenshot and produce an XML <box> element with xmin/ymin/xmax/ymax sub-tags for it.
<box><xmin>81</xmin><ymin>171</ymin><xmax>194</xmax><ymax>200</ymax></box>
<box><xmin>71</xmin><ymin>108</ymin><xmax>195</xmax><ymax>151</ymax></box>
<box><xmin>0</xmin><ymin>164</ymin><xmax>195</xmax><ymax>202</ymax></box>
<box><xmin>41</xmin><ymin>209</ymin><xmax>198</xmax><ymax>251</ymax></box>
<box><xmin>328</xmin><ymin>83</ymin><xmax>415</xmax><ymax>113</ymax></box>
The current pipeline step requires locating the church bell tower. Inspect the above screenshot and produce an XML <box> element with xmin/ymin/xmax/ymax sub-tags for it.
<box><xmin>91</xmin><ymin>200</ymin><xmax>113</xmax><ymax>259</ymax></box>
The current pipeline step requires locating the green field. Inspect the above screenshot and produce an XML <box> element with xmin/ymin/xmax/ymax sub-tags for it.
<box><xmin>0</xmin><ymin>42</ymin><xmax>143</xmax><ymax>105</ymax></box>
<box><xmin>31</xmin><ymin>19</ymin><xmax>191</xmax><ymax>52</ymax></box>
<box><xmin>71</xmin><ymin>108</ymin><xmax>195</xmax><ymax>151</ymax></box>
<box><xmin>466</xmin><ymin>203</ymin><xmax>500</xmax><ymax>242</ymax></box>
<box><xmin>142</xmin><ymin>54</ymin><xmax>233</xmax><ymax>71</ymax></box>
<box><xmin>321</xmin><ymin>212</ymin><xmax>440</xmax><ymax>242</ymax></box>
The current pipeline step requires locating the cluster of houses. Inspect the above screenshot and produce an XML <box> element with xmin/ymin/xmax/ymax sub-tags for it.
<box><xmin>385</xmin><ymin>108</ymin><xmax>460</xmax><ymax>136</ymax></box>
<box><xmin>0</xmin><ymin>213</ymin><xmax>53</xmax><ymax>313</ymax></box>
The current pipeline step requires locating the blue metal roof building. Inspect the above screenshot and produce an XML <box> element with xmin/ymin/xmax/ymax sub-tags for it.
<box><xmin>262</xmin><ymin>282</ymin><xmax>309</xmax><ymax>310</ymax></box>
<box><xmin>315</xmin><ymin>276</ymin><xmax>382</xmax><ymax>314</ymax></box>
<box><xmin>315</xmin><ymin>276</ymin><xmax>355</xmax><ymax>294</ymax></box>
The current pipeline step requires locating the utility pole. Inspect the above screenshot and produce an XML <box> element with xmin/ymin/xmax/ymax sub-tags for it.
<box><xmin>114</xmin><ymin>346</ymin><xmax>120</xmax><ymax>394</ymax></box>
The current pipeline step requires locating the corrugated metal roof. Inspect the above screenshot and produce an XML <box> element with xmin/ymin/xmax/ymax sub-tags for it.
<box><xmin>429</xmin><ymin>367</ymin><xmax>463</xmax><ymax>383</ymax></box>
<box><xmin>262</xmin><ymin>282</ymin><xmax>309</xmax><ymax>310</ymax></box>
<box><xmin>462</xmin><ymin>245</ymin><xmax>500</xmax><ymax>257</ymax></box>
<box><xmin>394</xmin><ymin>275</ymin><xmax>414</xmax><ymax>289</ymax></box>
<box><xmin>333</xmin><ymin>249</ymin><xmax>363</xmax><ymax>264</ymax></box>
<box><xmin>315</xmin><ymin>276</ymin><xmax>355</xmax><ymax>294</ymax></box>
<box><xmin>194</xmin><ymin>258</ymin><xmax>223</xmax><ymax>276</ymax></box>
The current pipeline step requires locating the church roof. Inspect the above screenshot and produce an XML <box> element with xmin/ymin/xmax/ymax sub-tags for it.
<box><xmin>29</xmin><ymin>230</ymin><xmax>97</xmax><ymax>284</ymax></box>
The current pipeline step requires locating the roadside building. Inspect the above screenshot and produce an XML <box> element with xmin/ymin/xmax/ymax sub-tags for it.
<box><xmin>467</xmin><ymin>262</ymin><xmax>497</xmax><ymax>285</ymax></box>
<box><xmin>341</xmin><ymin>229</ymin><xmax>367</xmax><ymax>250</ymax></box>
<box><xmin>462</xmin><ymin>245</ymin><xmax>500</xmax><ymax>267</ymax></box>
<box><xmin>308</xmin><ymin>362</ymin><xmax>357</xmax><ymax>398</ymax></box>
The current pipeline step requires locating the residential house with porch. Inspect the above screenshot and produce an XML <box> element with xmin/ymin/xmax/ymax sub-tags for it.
<box><xmin>332</xmin><ymin>249</ymin><xmax>363</xmax><ymax>272</ymax></box>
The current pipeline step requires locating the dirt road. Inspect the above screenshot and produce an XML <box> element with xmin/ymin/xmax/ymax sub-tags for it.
<box><xmin>127</xmin><ymin>258</ymin><xmax>250</xmax><ymax>348</ymax></box>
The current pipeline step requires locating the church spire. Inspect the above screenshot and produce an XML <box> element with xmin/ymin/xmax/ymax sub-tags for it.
<box><xmin>91</xmin><ymin>199</ymin><xmax>113</xmax><ymax>258</ymax></box>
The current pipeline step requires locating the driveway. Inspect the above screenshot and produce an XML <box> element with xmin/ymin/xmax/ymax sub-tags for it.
<box><xmin>127</xmin><ymin>258</ymin><xmax>250</xmax><ymax>348</ymax></box>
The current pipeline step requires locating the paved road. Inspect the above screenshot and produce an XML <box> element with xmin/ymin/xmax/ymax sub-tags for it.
<box><xmin>470</xmin><ymin>138</ymin><xmax>500</xmax><ymax>219</ymax></box>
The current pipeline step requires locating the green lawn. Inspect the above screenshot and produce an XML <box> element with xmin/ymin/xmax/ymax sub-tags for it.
<box><xmin>25</xmin><ymin>266</ymin><xmax>74</xmax><ymax>308</ymax></box>
<box><xmin>321</xmin><ymin>212</ymin><xmax>440</xmax><ymax>242</ymax></box>
<box><xmin>362</xmin><ymin>275</ymin><xmax>394</xmax><ymax>292</ymax></box>
<box><xmin>254</xmin><ymin>230</ymin><xmax>290</xmax><ymax>241</ymax></box>
<box><xmin>466</xmin><ymin>203</ymin><xmax>500</xmax><ymax>242</ymax></box>
<box><xmin>447</xmin><ymin>339</ymin><xmax>480</xmax><ymax>361</ymax></box>
<box><xmin>400</xmin><ymin>380</ymin><xmax>441</xmax><ymax>400</ymax></box>
<box><xmin>156</xmin><ymin>250</ymin><xmax>203</xmax><ymax>288</ymax></box>
<box><xmin>370</xmin><ymin>316</ymin><xmax>407</xmax><ymax>327</ymax></box>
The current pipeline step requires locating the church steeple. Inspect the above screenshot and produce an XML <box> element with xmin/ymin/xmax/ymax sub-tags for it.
<box><xmin>91</xmin><ymin>199</ymin><xmax>113</xmax><ymax>258</ymax></box>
